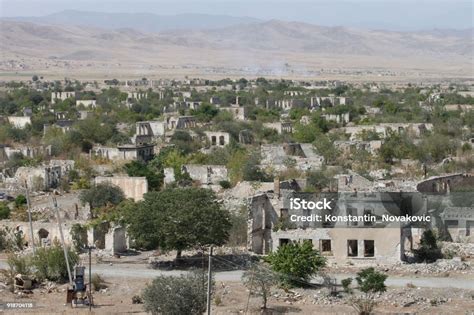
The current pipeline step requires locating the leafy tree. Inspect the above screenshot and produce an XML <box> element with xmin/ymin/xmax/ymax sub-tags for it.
<box><xmin>123</xmin><ymin>161</ymin><xmax>163</xmax><ymax>191</ymax></box>
<box><xmin>125</xmin><ymin>188</ymin><xmax>231</xmax><ymax>258</ymax></box>
<box><xmin>242</xmin><ymin>152</ymin><xmax>270</xmax><ymax>182</ymax></box>
<box><xmin>313</xmin><ymin>135</ymin><xmax>339</xmax><ymax>164</ymax></box>
<box><xmin>265</xmin><ymin>241</ymin><xmax>326</xmax><ymax>287</ymax></box>
<box><xmin>191</xmin><ymin>103</ymin><xmax>219</xmax><ymax>122</ymax></box>
<box><xmin>70</xmin><ymin>223</ymin><xmax>88</xmax><ymax>252</ymax></box>
<box><xmin>79</xmin><ymin>183</ymin><xmax>125</xmax><ymax>218</ymax></box>
<box><xmin>241</xmin><ymin>263</ymin><xmax>278</xmax><ymax>310</ymax></box>
<box><xmin>142</xmin><ymin>271</ymin><xmax>209</xmax><ymax>315</ymax></box>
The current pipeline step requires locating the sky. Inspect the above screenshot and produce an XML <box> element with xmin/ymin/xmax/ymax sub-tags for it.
<box><xmin>0</xmin><ymin>0</ymin><xmax>473</xmax><ymax>30</ymax></box>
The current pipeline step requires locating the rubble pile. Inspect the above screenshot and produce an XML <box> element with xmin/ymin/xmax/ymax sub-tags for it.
<box><xmin>441</xmin><ymin>242</ymin><xmax>474</xmax><ymax>258</ymax></box>
<box><xmin>390</xmin><ymin>258</ymin><xmax>471</xmax><ymax>274</ymax></box>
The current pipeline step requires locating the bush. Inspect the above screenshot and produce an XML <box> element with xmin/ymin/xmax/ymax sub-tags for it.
<box><xmin>31</xmin><ymin>245</ymin><xmax>78</xmax><ymax>282</ymax></box>
<box><xmin>350</xmin><ymin>268</ymin><xmax>387</xmax><ymax>315</ymax></box>
<box><xmin>413</xmin><ymin>230</ymin><xmax>442</xmax><ymax>263</ymax></box>
<box><xmin>91</xmin><ymin>274</ymin><xmax>107</xmax><ymax>291</ymax></box>
<box><xmin>142</xmin><ymin>271</ymin><xmax>209</xmax><ymax>315</ymax></box>
<box><xmin>14</xmin><ymin>195</ymin><xmax>27</xmax><ymax>208</ymax></box>
<box><xmin>341</xmin><ymin>277</ymin><xmax>353</xmax><ymax>293</ymax></box>
<box><xmin>242</xmin><ymin>263</ymin><xmax>278</xmax><ymax>309</ymax></box>
<box><xmin>0</xmin><ymin>202</ymin><xmax>11</xmax><ymax>220</ymax></box>
<box><xmin>219</xmin><ymin>180</ymin><xmax>231</xmax><ymax>189</ymax></box>
<box><xmin>70</xmin><ymin>223</ymin><xmax>88</xmax><ymax>252</ymax></box>
<box><xmin>265</xmin><ymin>240</ymin><xmax>326</xmax><ymax>287</ymax></box>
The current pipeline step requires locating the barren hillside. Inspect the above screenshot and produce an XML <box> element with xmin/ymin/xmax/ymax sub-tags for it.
<box><xmin>0</xmin><ymin>19</ymin><xmax>472</xmax><ymax>79</ymax></box>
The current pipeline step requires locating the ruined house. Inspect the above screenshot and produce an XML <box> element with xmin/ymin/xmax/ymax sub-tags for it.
<box><xmin>340</xmin><ymin>123</ymin><xmax>433</xmax><ymax>141</ymax></box>
<box><xmin>247</xmin><ymin>178</ymin><xmax>425</xmax><ymax>264</ymax></box>
<box><xmin>166</xmin><ymin>116</ymin><xmax>197</xmax><ymax>130</ymax></box>
<box><xmin>95</xmin><ymin>176</ymin><xmax>148</xmax><ymax>201</ymax></box>
<box><xmin>13</xmin><ymin>165</ymin><xmax>62</xmax><ymax>191</ymax></box>
<box><xmin>220</xmin><ymin>105</ymin><xmax>248</xmax><ymax>121</ymax></box>
<box><xmin>90</xmin><ymin>144</ymin><xmax>154</xmax><ymax>162</ymax></box>
<box><xmin>263</xmin><ymin>122</ymin><xmax>293</xmax><ymax>134</ymax></box>
<box><xmin>183</xmin><ymin>165</ymin><xmax>228</xmax><ymax>185</ymax></box>
<box><xmin>76</xmin><ymin>100</ymin><xmax>97</xmax><ymax>108</ymax></box>
<box><xmin>322</xmin><ymin>113</ymin><xmax>350</xmax><ymax>124</ymax></box>
<box><xmin>164</xmin><ymin>165</ymin><xmax>228</xmax><ymax>186</ymax></box>
<box><xmin>260</xmin><ymin>143</ymin><xmax>324</xmax><ymax>172</ymax></box>
<box><xmin>311</xmin><ymin>95</ymin><xmax>350</xmax><ymax>108</ymax></box>
<box><xmin>133</xmin><ymin>120</ymin><xmax>167</xmax><ymax>144</ymax></box>
<box><xmin>51</xmin><ymin>91</ymin><xmax>75</xmax><ymax>104</ymax></box>
<box><xmin>7</xmin><ymin>116</ymin><xmax>31</xmax><ymax>129</ymax></box>
<box><xmin>204</xmin><ymin>131</ymin><xmax>230</xmax><ymax>147</ymax></box>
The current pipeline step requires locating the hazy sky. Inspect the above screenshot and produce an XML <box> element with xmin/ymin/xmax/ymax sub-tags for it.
<box><xmin>0</xmin><ymin>0</ymin><xmax>472</xmax><ymax>30</ymax></box>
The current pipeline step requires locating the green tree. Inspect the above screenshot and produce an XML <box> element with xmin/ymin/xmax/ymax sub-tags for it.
<box><xmin>241</xmin><ymin>263</ymin><xmax>278</xmax><ymax>309</ymax></box>
<box><xmin>413</xmin><ymin>229</ymin><xmax>442</xmax><ymax>262</ymax></box>
<box><xmin>79</xmin><ymin>183</ymin><xmax>125</xmax><ymax>218</ymax></box>
<box><xmin>265</xmin><ymin>241</ymin><xmax>326</xmax><ymax>287</ymax></box>
<box><xmin>142</xmin><ymin>271</ymin><xmax>209</xmax><ymax>315</ymax></box>
<box><xmin>125</xmin><ymin>188</ymin><xmax>231</xmax><ymax>258</ymax></box>
<box><xmin>123</xmin><ymin>161</ymin><xmax>163</xmax><ymax>191</ymax></box>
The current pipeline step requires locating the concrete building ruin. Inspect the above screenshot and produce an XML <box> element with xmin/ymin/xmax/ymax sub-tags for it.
<box><xmin>260</xmin><ymin>143</ymin><xmax>324</xmax><ymax>172</ymax></box>
<box><xmin>7</xmin><ymin>116</ymin><xmax>31</xmax><ymax>129</ymax></box>
<box><xmin>2</xmin><ymin>221</ymin><xmax>128</xmax><ymax>255</ymax></box>
<box><xmin>220</xmin><ymin>105</ymin><xmax>248</xmax><ymax>121</ymax></box>
<box><xmin>95</xmin><ymin>176</ymin><xmax>148</xmax><ymax>201</ymax></box>
<box><xmin>247</xmin><ymin>178</ymin><xmax>425</xmax><ymax>264</ymax></box>
<box><xmin>182</xmin><ymin>165</ymin><xmax>228</xmax><ymax>185</ymax></box>
<box><xmin>337</xmin><ymin>123</ymin><xmax>433</xmax><ymax>141</ymax></box>
<box><xmin>204</xmin><ymin>131</ymin><xmax>230</xmax><ymax>147</ymax></box>
<box><xmin>51</xmin><ymin>91</ymin><xmax>75</xmax><ymax>104</ymax></box>
<box><xmin>263</xmin><ymin>122</ymin><xmax>293</xmax><ymax>134</ymax></box>
<box><xmin>311</xmin><ymin>95</ymin><xmax>350</xmax><ymax>108</ymax></box>
<box><xmin>166</xmin><ymin>116</ymin><xmax>197</xmax><ymax>130</ymax></box>
<box><xmin>164</xmin><ymin>165</ymin><xmax>228</xmax><ymax>186</ymax></box>
<box><xmin>134</xmin><ymin>120</ymin><xmax>166</xmax><ymax>144</ymax></box>
<box><xmin>13</xmin><ymin>165</ymin><xmax>62</xmax><ymax>191</ymax></box>
<box><xmin>322</xmin><ymin>113</ymin><xmax>350</xmax><ymax>124</ymax></box>
<box><xmin>76</xmin><ymin>100</ymin><xmax>97</xmax><ymax>108</ymax></box>
<box><xmin>90</xmin><ymin>144</ymin><xmax>154</xmax><ymax>162</ymax></box>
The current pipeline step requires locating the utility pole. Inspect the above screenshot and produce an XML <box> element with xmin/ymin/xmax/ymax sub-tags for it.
<box><xmin>206</xmin><ymin>246</ymin><xmax>213</xmax><ymax>315</ymax></box>
<box><xmin>24</xmin><ymin>181</ymin><xmax>35</xmax><ymax>254</ymax></box>
<box><xmin>84</xmin><ymin>245</ymin><xmax>95</xmax><ymax>311</ymax></box>
<box><xmin>52</xmin><ymin>195</ymin><xmax>73</xmax><ymax>286</ymax></box>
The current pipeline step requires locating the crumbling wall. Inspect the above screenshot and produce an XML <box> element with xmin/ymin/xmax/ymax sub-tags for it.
<box><xmin>95</xmin><ymin>176</ymin><xmax>148</xmax><ymax>201</ymax></box>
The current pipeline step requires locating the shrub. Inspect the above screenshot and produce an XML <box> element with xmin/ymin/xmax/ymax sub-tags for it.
<box><xmin>413</xmin><ymin>230</ymin><xmax>443</xmax><ymax>263</ymax></box>
<box><xmin>91</xmin><ymin>274</ymin><xmax>107</xmax><ymax>291</ymax></box>
<box><xmin>0</xmin><ymin>254</ymin><xmax>32</xmax><ymax>292</ymax></box>
<box><xmin>350</xmin><ymin>268</ymin><xmax>387</xmax><ymax>315</ymax></box>
<box><xmin>241</xmin><ymin>263</ymin><xmax>278</xmax><ymax>309</ymax></box>
<box><xmin>0</xmin><ymin>202</ymin><xmax>11</xmax><ymax>220</ymax></box>
<box><xmin>31</xmin><ymin>245</ymin><xmax>78</xmax><ymax>282</ymax></box>
<box><xmin>341</xmin><ymin>277</ymin><xmax>353</xmax><ymax>293</ymax></box>
<box><xmin>142</xmin><ymin>271</ymin><xmax>209</xmax><ymax>315</ymax></box>
<box><xmin>14</xmin><ymin>195</ymin><xmax>27</xmax><ymax>208</ymax></box>
<box><xmin>219</xmin><ymin>180</ymin><xmax>231</xmax><ymax>189</ymax></box>
<box><xmin>70</xmin><ymin>223</ymin><xmax>88</xmax><ymax>252</ymax></box>
<box><xmin>265</xmin><ymin>240</ymin><xmax>326</xmax><ymax>287</ymax></box>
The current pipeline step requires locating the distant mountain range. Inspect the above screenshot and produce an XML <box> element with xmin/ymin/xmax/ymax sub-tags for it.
<box><xmin>0</xmin><ymin>11</ymin><xmax>472</xmax><ymax>78</ymax></box>
<box><xmin>4</xmin><ymin>10</ymin><xmax>260</xmax><ymax>32</ymax></box>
